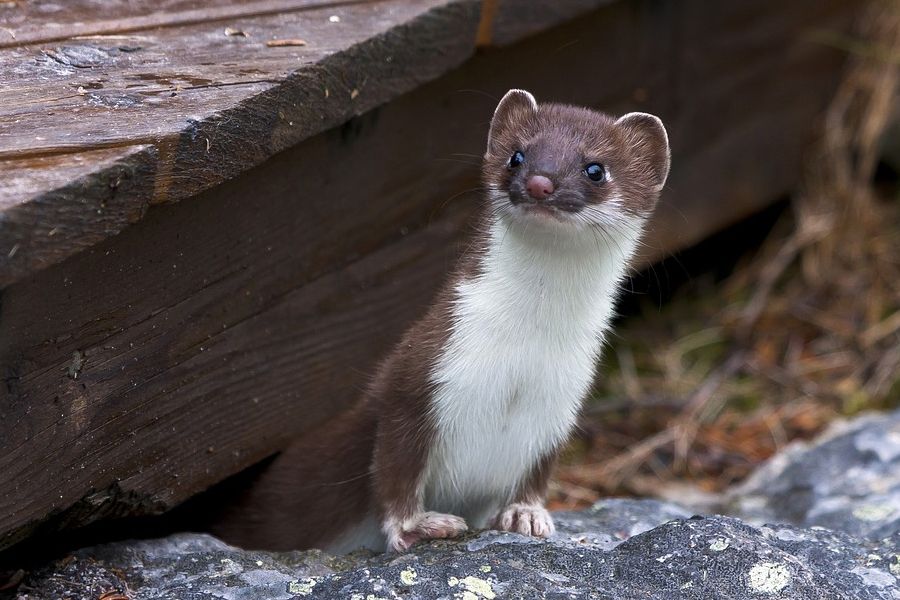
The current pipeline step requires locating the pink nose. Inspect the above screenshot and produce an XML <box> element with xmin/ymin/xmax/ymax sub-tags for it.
<box><xmin>526</xmin><ymin>175</ymin><xmax>554</xmax><ymax>200</ymax></box>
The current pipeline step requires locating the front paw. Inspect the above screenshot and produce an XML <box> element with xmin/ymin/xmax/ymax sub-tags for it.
<box><xmin>493</xmin><ymin>502</ymin><xmax>555</xmax><ymax>538</ymax></box>
<box><xmin>384</xmin><ymin>512</ymin><xmax>468</xmax><ymax>552</ymax></box>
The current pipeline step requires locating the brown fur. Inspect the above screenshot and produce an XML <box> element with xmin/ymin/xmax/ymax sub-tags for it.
<box><xmin>210</xmin><ymin>402</ymin><xmax>376</xmax><ymax>550</ymax></box>
<box><xmin>512</xmin><ymin>453</ymin><xmax>557</xmax><ymax>506</ymax></box>
<box><xmin>368</xmin><ymin>292</ymin><xmax>452</xmax><ymax>527</ymax></box>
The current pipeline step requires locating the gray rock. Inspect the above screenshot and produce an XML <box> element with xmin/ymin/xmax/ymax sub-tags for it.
<box><xmin>727</xmin><ymin>409</ymin><xmax>900</xmax><ymax>540</ymax></box>
<box><xmin>13</xmin><ymin>410</ymin><xmax>900</xmax><ymax>599</ymax></box>
<box><xmin>16</xmin><ymin>506</ymin><xmax>900</xmax><ymax>599</ymax></box>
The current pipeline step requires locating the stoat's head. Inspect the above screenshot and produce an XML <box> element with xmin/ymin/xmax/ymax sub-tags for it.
<box><xmin>483</xmin><ymin>89</ymin><xmax>670</xmax><ymax>232</ymax></box>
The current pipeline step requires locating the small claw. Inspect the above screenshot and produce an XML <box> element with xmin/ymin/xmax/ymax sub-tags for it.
<box><xmin>384</xmin><ymin>512</ymin><xmax>468</xmax><ymax>552</ymax></box>
<box><xmin>493</xmin><ymin>503</ymin><xmax>555</xmax><ymax>539</ymax></box>
<box><xmin>389</xmin><ymin>535</ymin><xmax>411</xmax><ymax>553</ymax></box>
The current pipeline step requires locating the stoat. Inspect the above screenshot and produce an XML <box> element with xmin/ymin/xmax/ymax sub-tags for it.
<box><xmin>212</xmin><ymin>89</ymin><xmax>671</xmax><ymax>553</ymax></box>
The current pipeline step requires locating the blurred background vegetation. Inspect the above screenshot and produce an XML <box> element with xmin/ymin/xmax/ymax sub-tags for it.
<box><xmin>551</xmin><ymin>1</ymin><xmax>900</xmax><ymax>509</ymax></box>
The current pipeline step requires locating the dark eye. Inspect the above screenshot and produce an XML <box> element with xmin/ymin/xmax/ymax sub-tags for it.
<box><xmin>584</xmin><ymin>163</ymin><xmax>607</xmax><ymax>182</ymax></box>
<box><xmin>507</xmin><ymin>151</ymin><xmax>525</xmax><ymax>169</ymax></box>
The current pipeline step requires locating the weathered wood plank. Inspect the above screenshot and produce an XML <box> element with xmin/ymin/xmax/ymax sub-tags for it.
<box><xmin>0</xmin><ymin>0</ymin><xmax>866</xmax><ymax>553</ymax></box>
<box><xmin>0</xmin><ymin>4</ymin><xmax>449</xmax><ymax>144</ymax></box>
<box><xmin>0</xmin><ymin>0</ymin><xmax>483</xmax><ymax>286</ymax></box>
<box><xmin>0</xmin><ymin>0</ymin><xmax>388</xmax><ymax>48</ymax></box>
<box><xmin>0</xmin><ymin>147</ymin><xmax>145</xmax><ymax>212</ymax></box>
<box><xmin>0</xmin><ymin>0</ymin><xmax>481</xmax><ymax>157</ymax></box>
<box><xmin>0</xmin><ymin>145</ymin><xmax>158</xmax><ymax>283</ymax></box>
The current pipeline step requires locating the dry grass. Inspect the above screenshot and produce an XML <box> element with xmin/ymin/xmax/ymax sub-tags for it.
<box><xmin>550</xmin><ymin>1</ymin><xmax>900</xmax><ymax>509</ymax></box>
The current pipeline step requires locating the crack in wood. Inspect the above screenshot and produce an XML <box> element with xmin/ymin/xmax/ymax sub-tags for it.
<box><xmin>0</xmin><ymin>0</ymin><xmax>391</xmax><ymax>49</ymax></box>
<box><xmin>2</xmin><ymin>79</ymin><xmax>282</xmax><ymax>116</ymax></box>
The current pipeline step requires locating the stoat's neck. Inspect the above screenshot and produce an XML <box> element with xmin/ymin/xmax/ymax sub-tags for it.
<box><xmin>474</xmin><ymin>213</ymin><xmax>644</xmax><ymax>312</ymax></box>
<box><xmin>442</xmin><ymin>213</ymin><xmax>645</xmax><ymax>351</ymax></box>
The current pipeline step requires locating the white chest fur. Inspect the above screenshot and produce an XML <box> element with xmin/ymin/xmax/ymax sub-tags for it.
<box><xmin>424</xmin><ymin>216</ymin><xmax>641</xmax><ymax>525</ymax></box>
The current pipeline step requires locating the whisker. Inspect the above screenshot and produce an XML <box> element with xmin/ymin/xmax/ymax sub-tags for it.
<box><xmin>433</xmin><ymin>157</ymin><xmax>483</xmax><ymax>167</ymax></box>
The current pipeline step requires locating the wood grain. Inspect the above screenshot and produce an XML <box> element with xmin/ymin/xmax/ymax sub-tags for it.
<box><xmin>0</xmin><ymin>147</ymin><xmax>146</xmax><ymax>212</ymax></box>
<box><xmin>0</xmin><ymin>1</ymin><xmax>398</xmax><ymax>48</ymax></box>
<box><xmin>0</xmin><ymin>0</ymin><xmax>483</xmax><ymax>287</ymax></box>
<box><xmin>0</xmin><ymin>2</ymin><xmax>473</xmax><ymax>155</ymax></box>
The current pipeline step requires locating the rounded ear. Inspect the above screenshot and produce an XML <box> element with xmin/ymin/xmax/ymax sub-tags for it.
<box><xmin>487</xmin><ymin>89</ymin><xmax>538</xmax><ymax>154</ymax></box>
<box><xmin>615</xmin><ymin>112</ymin><xmax>671</xmax><ymax>189</ymax></box>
